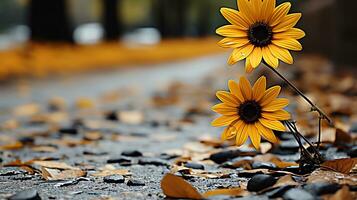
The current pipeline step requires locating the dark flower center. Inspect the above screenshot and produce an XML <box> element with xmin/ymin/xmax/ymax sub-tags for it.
<box><xmin>248</xmin><ymin>22</ymin><xmax>273</xmax><ymax>47</ymax></box>
<box><xmin>238</xmin><ymin>100</ymin><xmax>262</xmax><ymax>123</ymax></box>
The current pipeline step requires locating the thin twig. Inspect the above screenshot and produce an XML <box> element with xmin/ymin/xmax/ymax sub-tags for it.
<box><xmin>262</xmin><ymin>61</ymin><xmax>333</xmax><ymax>126</ymax></box>
<box><xmin>317</xmin><ymin>115</ymin><xmax>322</xmax><ymax>150</ymax></box>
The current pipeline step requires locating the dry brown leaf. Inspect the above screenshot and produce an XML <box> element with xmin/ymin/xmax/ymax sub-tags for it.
<box><xmin>41</xmin><ymin>167</ymin><xmax>86</xmax><ymax>180</ymax></box>
<box><xmin>307</xmin><ymin>169</ymin><xmax>357</xmax><ymax>185</ymax></box>
<box><xmin>13</xmin><ymin>103</ymin><xmax>40</xmax><ymax>116</ymax></box>
<box><xmin>202</xmin><ymin>188</ymin><xmax>248</xmax><ymax>198</ymax></box>
<box><xmin>76</xmin><ymin>98</ymin><xmax>95</xmax><ymax>109</ymax></box>
<box><xmin>31</xmin><ymin>146</ymin><xmax>57</xmax><ymax>152</ymax></box>
<box><xmin>259</xmin><ymin>142</ymin><xmax>273</xmax><ymax>154</ymax></box>
<box><xmin>31</xmin><ymin>161</ymin><xmax>79</xmax><ymax>170</ymax></box>
<box><xmin>83</xmin><ymin>131</ymin><xmax>103</xmax><ymax>141</ymax></box>
<box><xmin>118</xmin><ymin>110</ymin><xmax>144</xmax><ymax>125</ymax></box>
<box><xmin>0</xmin><ymin>141</ymin><xmax>23</xmax><ymax>150</ymax></box>
<box><xmin>325</xmin><ymin>186</ymin><xmax>354</xmax><ymax>200</ymax></box>
<box><xmin>161</xmin><ymin>173</ymin><xmax>203</xmax><ymax>199</ymax></box>
<box><xmin>92</xmin><ymin>164</ymin><xmax>131</xmax><ymax>177</ymax></box>
<box><xmin>253</xmin><ymin>154</ymin><xmax>298</xmax><ymax>168</ymax></box>
<box><xmin>321</xmin><ymin>158</ymin><xmax>357</xmax><ymax>174</ymax></box>
<box><xmin>161</xmin><ymin>173</ymin><xmax>247</xmax><ymax>199</ymax></box>
<box><xmin>334</xmin><ymin>128</ymin><xmax>352</xmax><ymax>145</ymax></box>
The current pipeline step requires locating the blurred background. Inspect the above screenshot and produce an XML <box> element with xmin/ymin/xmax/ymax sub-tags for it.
<box><xmin>0</xmin><ymin>0</ymin><xmax>356</xmax><ymax>80</ymax></box>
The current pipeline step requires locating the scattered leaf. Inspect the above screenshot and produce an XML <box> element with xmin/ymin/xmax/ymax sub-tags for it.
<box><xmin>92</xmin><ymin>164</ymin><xmax>131</xmax><ymax>177</ymax></box>
<box><xmin>41</xmin><ymin>167</ymin><xmax>87</xmax><ymax>180</ymax></box>
<box><xmin>202</xmin><ymin>188</ymin><xmax>248</xmax><ymax>198</ymax></box>
<box><xmin>161</xmin><ymin>173</ymin><xmax>203</xmax><ymax>199</ymax></box>
<box><xmin>321</xmin><ymin>158</ymin><xmax>357</xmax><ymax>174</ymax></box>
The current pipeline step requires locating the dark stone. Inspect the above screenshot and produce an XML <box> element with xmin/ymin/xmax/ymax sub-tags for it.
<box><xmin>121</xmin><ymin>150</ymin><xmax>143</xmax><ymax>157</ymax></box>
<box><xmin>138</xmin><ymin>158</ymin><xmax>169</xmax><ymax>166</ymax></box>
<box><xmin>9</xmin><ymin>189</ymin><xmax>41</xmax><ymax>200</ymax></box>
<box><xmin>209</xmin><ymin>150</ymin><xmax>241</xmax><ymax>164</ymax></box>
<box><xmin>103</xmin><ymin>175</ymin><xmax>125</xmax><ymax>183</ymax></box>
<box><xmin>265</xmin><ymin>185</ymin><xmax>295</xmax><ymax>198</ymax></box>
<box><xmin>347</xmin><ymin>146</ymin><xmax>357</xmax><ymax>158</ymax></box>
<box><xmin>349</xmin><ymin>185</ymin><xmax>357</xmax><ymax>191</ymax></box>
<box><xmin>349</xmin><ymin>123</ymin><xmax>357</xmax><ymax>133</ymax></box>
<box><xmin>19</xmin><ymin>137</ymin><xmax>35</xmax><ymax>145</ymax></box>
<box><xmin>252</xmin><ymin>162</ymin><xmax>277</xmax><ymax>170</ymax></box>
<box><xmin>304</xmin><ymin>183</ymin><xmax>341</xmax><ymax>196</ymax></box>
<box><xmin>184</xmin><ymin>162</ymin><xmax>204</xmax><ymax>170</ymax></box>
<box><xmin>127</xmin><ymin>179</ymin><xmax>145</xmax><ymax>186</ymax></box>
<box><xmin>283</xmin><ymin>188</ymin><xmax>315</xmax><ymax>200</ymax></box>
<box><xmin>83</xmin><ymin>150</ymin><xmax>108</xmax><ymax>156</ymax></box>
<box><xmin>105</xmin><ymin>111</ymin><xmax>118</xmax><ymax>121</ymax></box>
<box><xmin>275</xmin><ymin>131</ymin><xmax>296</xmax><ymax>141</ymax></box>
<box><xmin>107</xmin><ymin>156</ymin><xmax>131</xmax><ymax>164</ymax></box>
<box><xmin>59</xmin><ymin>127</ymin><xmax>78</xmax><ymax>135</ymax></box>
<box><xmin>247</xmin><ymin>174</ymin><xmax>276</xmax><ymax>192</ymax></box>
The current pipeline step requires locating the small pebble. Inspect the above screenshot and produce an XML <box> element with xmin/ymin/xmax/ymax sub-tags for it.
<box><xmin>252</xmin><ymin>162</ymin><xmax>277</xmax><ymax>170</ymax></box>
<box><xmin>209</xmin><ymin>150</ymin><xmax>241</xmax><ymax>164</ymax></box>
<box><xmin>138</xmin><ymin>158</ymin><xmax>169</xmax><ymax>166</ymax></box>
<box><xmin>107</xmin><ymin>156</ymin><xmax>131</xmax><ymax>164</ymax></box>
<box><xmin>121</xmin><ymin>150</ymin><xmax>143</xmax><ymax>157</ymax></box>
<box><xmin>283</xmin><ymin>188</ymin><xmax>314</xmax><ymax>200</ymax></box>
<box><xmin>103</xmin><ymin>175</ymin><xmax>125</xmax><ymax>184</ymax></box>
<box><xmin>9</xmin><ymin>189</ymin><xmax>41</xmax><ymax>200</ymax></box>
<box><xmin>304</xmin><ymin>183</ymin><xmax>341</xmax><ymax>195</ymax></box>
<box><xmin>127</xmin><ymin>179</ymin><xmax>145</xmax><ymax>186</ymax></box>
<box><xmin>184</xmin><ymin>162</ymin><xmax>204</xmax><ymax>170</ymax></box>
<box><xmin>247</xmin><ymin>174</ymin><xmax>276</xmax><ymax>192</ymax></box>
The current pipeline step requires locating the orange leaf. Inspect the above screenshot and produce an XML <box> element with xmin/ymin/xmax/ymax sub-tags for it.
<box><xmin>321</xmin><ymin>158</ymin><xmax>357</xmax><ymax>174</ymax></box>
<box><xmin>203</xmin><ymin>188</ymin><xmax>247</xmax><ymax>198</ymax></box>
<box><xmin>161</xmin><ymin>173</ymin><xmax>203</xmax><ymax>200</ymax></box>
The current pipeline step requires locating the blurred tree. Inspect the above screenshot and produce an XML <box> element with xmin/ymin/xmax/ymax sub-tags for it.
<box><xmin>102</xmin><ymin>0</ymin><xmax>122</xmax><ymax>40</ymax></box>
<box><xmin>28</xmin><ymin>0</ymin><xmax>73</xmax><ymax>42</ymax></box>
<box><xmin>154</xmin><ymin>0</ymin><xmax>188</xmax><ymax>38</ymax></box>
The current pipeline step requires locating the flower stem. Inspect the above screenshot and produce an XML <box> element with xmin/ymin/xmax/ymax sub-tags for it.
<box><xmin>263</xmin><ymin>61</ymin><xmax>333</xmax><ymax>126</ymax></box>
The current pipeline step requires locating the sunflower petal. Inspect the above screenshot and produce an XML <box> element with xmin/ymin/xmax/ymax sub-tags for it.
<box><xmin>216</xmin><ymin>91</ymin><xmax>240</xmax><ymax>106</ymax></box>
<box><xmin>235</xmin><ymin>122</ymin><xmax>248</xmax><ymax>146</ymax></box>
<box><xmin>211</xmin><ymin>115</ymin><xmax>239</xmax><ymax>127</ymax></box>
<box><xmin>261</xmin><ymin>0</ymin><xmax>275</xmax><ymax>22</ymax></box>
<box><xmin>274</xmin><ymin>28</ymin><xmax>305</xmax><ymax>40</ymax></box>
<box><xmin>259</xmin><ymin>86</ymin><xmax>281</xmax><ymax>106</ymax></box>
<box><xmin>250</xmin><ymin>0</ymin><xmax>262</xmax><ymax>21</ymax></box>
<box><xmin>252</xmin><ymin>76</ymin><xmax>266</xmax><ymax>101</ymax></box>
<box><xmin>273</xmin><ymin>13</ymin><xmax>302</xmax><ymax>33</ymax></box>
<box><xmin>262</xmin><ymin>98</ymin><xmax>289</xmax><ymax>112</ymax></box>
<box><xmin>239</xmin><ymin>76</ymin><xmax>252</xmax><ymax>100</ymax></box>
<box><xmin>268</xmin><ymin>45</ymin><xmax>293</xmax><ymax>64</ymax></box>
<box><xmin>228</xmin><ymin>80</ymin><xmax>245</xmax><ymax>102</ymax></box>
<box><xmin>262</xmin><ymin>46</ymin><xmax>279</xmax><ymax>68</ymax></box>
<box><xmin>272</xmin><ymin>39</ymin><xmax>302</xmax><ymax>51</ymax></box>
<box><xmin>248</xmin><ymin>124</ymin><xmax>261</xmax><ymax>149</ymax></box>
<box><xmin>259</xmin><ymin>118</ymin><xmax>286</xmax><ymax>131</ymax></box>
<box><xmin>237</xmin><ymin>0</ymin><xmax>255</xmax><ymax>23</ymax></box>
<box><xmin>245</xmin><ymin>59</ymin><xmax>254</xmax><ymax>73</ymax></box>
<box><xmin>220</xmin><ymin>8</ymin><xmax>249</xmax><ymax>29</ymax></box>
<box><xmin>212</xmin><ymin>103</ymin><xmax>237</xmax><ymax>115</ymax></box>
<box><xmin>249</xmin><ymin>47</ymin><xmax>263</xmax><ymax>68</ymax></box>
<box><xmin>255</xmin><ymin>122</ymin><xmax>279</xmax><ymax>143</ymax></box>
<box><xmin>231</xmin><ymin>44</ymin><xmax>255</xmax><ymax>63</ymax></box>
<box><xmin>221</xmin><ymin>125</ymin><xmax>237</xmax><ymax>140</ymax></box>
<box><xmin>262</xmin><ymin>110</ymin><xmax>291</xmax><ymax>120</ymax></box>
<box><xmin>269</xmin><ymin>2</ymin><xmax>291</xmax><ymax>27</ymax></box>
<box><xmin>218</xmin><ymin>37</ymin><xmax>250</xmax><ymax>48</ymax></box>
<box><xmin>216</xmin><ymin>25</ymin><xmax>248</xmax><ymax>37</ymax></box>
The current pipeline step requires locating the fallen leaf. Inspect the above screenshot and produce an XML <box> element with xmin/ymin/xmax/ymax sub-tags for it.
<box><xmin>202</xmin><ymin>188</ymin><xmax>248</xmax><ymax>198</ymax></box>
<box><xmin>321</xmin><ymin>158</ymin><xmax>357</xmax><ymax>174</ymax></box>
<box><xmin>83</xmin><ymin>131</ymin><xmax>103</xmax><ymax>141</ymax></box>
<box><xmin>161</xmin><ymin>173</ymin><xmax>203</xmax><ymax>199</ymax></box>
<box><xmin>0</xmin><ymin>141</ymin><xmax>23</xmax><ymax>150</ymax></box>
<box><xmin>91</xmin><ymin>164</ymin><xmax>131</xmax><ymax>177</ymax></box>
<box><xmin>31</xmin><ymin>146</ymin><xmax>57</xmax><ymax>152</ymax></box>
<box><xmin>253</xmin><ymin>154</ymin><xmax>298</xmax><ymax>168</ymax></box>
<box><xmin>118</xmin><ymin>110</ymin><xmax>144</xmax><ymax>125</ymax></box>
<box><xmin>31</xmin><ymin>161</ymin><xmax>79</xmax><ymax>170</ymax></box>
<box><xmin>334</xmin><ymin>128</ymin><xmax>352</xmax><ymax>145</ymax></box>
<box><xmin>259</xmin><ymin>142</ymin><xmax>273</xmax><ymax>154</ymax></box>
<box><xmin>76</xmin><ymin>98</ymin><xmax>95</xmax><ymax>109</ymax></box>
<box><xmin>307</xmin><ymin>169</ymin><xmax>357</xmax><ymax>185</ymax></box>
<box><xmin>326</xmin><ymin>185</ymin><xmax>354</xmax><ymax>200</ymax></box>
<box><xmin>41</xmin><ymin>167</ymin><xmax>86</xmax><ymax>180</ymax></box>
<box><xmin>13</xmin><ymin>103</ymin><xmax>40</xmax><ymax>116</ymax></box>
<box><xmin>161</xmin><ymin>173</ymin><xmax>247</xmax><ymax>199</ymax></box>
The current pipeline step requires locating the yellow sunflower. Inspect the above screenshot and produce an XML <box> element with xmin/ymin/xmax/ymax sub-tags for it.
<box><xmin>211</xmin><ymin>76</ymin><xmax>290</xmax><ymax>149</ymax></box>
<box><xmin>217</xmin><ymin>0</ymin><xmax>305</xmax><ymax>72</ymax></box>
